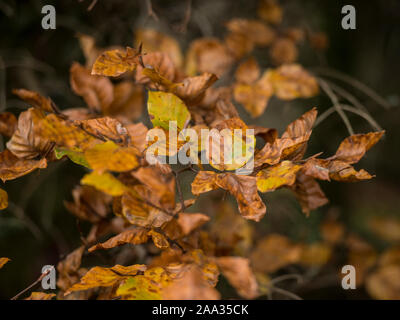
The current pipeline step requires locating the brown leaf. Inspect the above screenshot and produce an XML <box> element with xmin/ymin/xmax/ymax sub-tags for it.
<box><xmin>366</xmin><ymin>265</ymin><xmax>400</xmax><ymax>300</ymax></box>
<box><xmin>92</xmin><ymin>47</ymin><xmax>140</xmax><ymax>77</ymax></box>
<box><xmin>216</xmin><ymin>256</ymin><xmax>259</xmax><ymax>299</ymax></box>
<box><xmin>0</xmin><ymin>188</ymin><xmax>8</xmax><ymax>210</ymax></box>
<box><xmin>131</xmin><ymin>165</ymin><xmax>176</xmax><ymax>211</ymax></box>
<box><xmin>148</xmin><ymin>229</ymin><xmax>170</xmax><ymax>249</ymax></box>
<box><xmin>25</xmin><ymin>292</ymin><xmax>56</xmax><ymax>300</ymax></box>
<box><xmin>0</xmin><ymin>112</ymin><xmax>17</xmax><ymax>138</ymax></box>
<box><xmin>105</xmin><ymin>82</ymin><xmax>144</xmax><ymax>123</ymax></box>
<box><xmin>258</xmin><ymin>0</ymin><xmax>283</xmax><ymax>25</ymax></box>
<box><xmin>136</xmin><ymin>52</ymin><xmax>176</xmax><ymax>87</ymax></box>
<box><xmin>0</xmin><ymin>149</ymin><xmax>47</xmax><ymax>182</ymax></box>
<box><xmin>185</xmin><ymin>38</ymin><xmax>234</xmax><ymax>77</ymax></box>
<box><xmin>174</xmin><ymin>73</ymin><xmax>218</xmax><ymax>106</ymax></box>
<box><xmin>57</xmin><ymin>246</ymin><xmax>85</xmax><ymax>292</ymax></box>
<box><xmin>250</xmin><ymin>234</ymin><xmax>302</xmax><ymax>273</ymax></box>
<box><xmin>89</xmin><ymin>227</ymin><xmax>149</xmax><ymax>252</ymax></box>
<box><xmin>333</xmin><ymin>131</ymin><xmax>385</xmax><ymax>164</ymax></box>
<box><xmin>177</xmin><ymin>213</ymin><xmax>210</xmax><ymax>236</ymax></box>
<box><xmin>192</xmin><ymin>171</ymin><xmax>266</xmax><ymax>221</ymax></box>
<box><xmin>126</xmin><ymin>122</ymin><xmax>148</xmax><ymax>152</ymax></box>
<box><xmin>269</xmin><ymin>38</ymin><xmax>298</xmax><ymax>65</ymax></box>
<box><xmin>290</xmin><ymin>171</ymin><xmax>328</xmax><ymax>215</ymax></box>
<box><xmin>70</xmin><ymin>62</ymin><xmax>114</xmax><ymax>112</ymax></box>
<box><xmin>226</xmin><ymin>19</ymin><xmax>276</xmax><ymax>47</ymax></box>
<box><xmin>64</xmin><ymin>185</ymin><xmax>111</xmax><ymax>223</ymax></box>
<box><xmin>6</xmin><ymin>108</ymin><xmax>52</xmax><ymax>159</ymax></box>
<box><xmin>12</xmin><ymin>89</ymin><xmax>57</xmax><ymax>113</ymax></box>
<box><xmin>78</xmin><ymin>117</ymin><xmax>130</xmax><ymax>145</ymax></box>
<box><xmin>135</xmin><ymin>28</ymin><xmax>183</xmax><ymax>69</ymax></box>
<box><xmin>224</xmin><ymin>32</ymin><xmax>254</xmax><ymax>60</ymax></box>
<box><xmin>235</xmin><ymin>57</ymin><xmax>260</xmax><ymax>85</ymax></box>
<box><xmin>162</xmin><ymin>265</ymin><xmax>220</xmax><ymax>300</ymax></box>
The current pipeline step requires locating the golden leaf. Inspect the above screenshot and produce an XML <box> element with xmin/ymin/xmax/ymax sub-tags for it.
<box><xmin>89</xmin><ymin>227</ymin><xmax>149</xmax><ymax>252</ymax></box>
<box><xmin>0</xmin><ymin>112</ymin><xmax>17</xmax><ymax>138</ymax></box>
<box><xmin>81</xmin><ymin>171</ymin><xmax>127</xmax><ymax>196</ymax></box>
<box><xmin>91</xmin><ymin>47</ymin><xmax>140</xmax><ymax>77</ymax></box>
<box><xmin>70</xmin><ymin>62</ymin><xmax>114</xmax><ymax>112</ymax></box>
<box><xmin>12</xmin><ymin>88</ymin><xmax>57</xmax><ymax>113</ymax></box>
<box><xmin>84</xmin><ymin>140</ymin><xmax>139</xmax><ymax>173</ymax></box>
<box><xmin>0</xmin><ymin>188</ymin><xmax>8</xmax><ymax>210</ymax></box>
<box><xmin>25</xmin><ymin>292</ymin><xmax>56</xmax><ymax>300</ymax></box>
<box><xmin>148</xmin><ymin>229</ymin><xmax>170</xmax><ymax>249</ymax></box>
<box><xmin>177</xmin><ymin>213</ymin><xmax>210</xmax><ymax>236</ymax></box>
<box><xmin>0</xmin><ymin>257</ymin><xmax>10</xmax><ymax>269</ymax></box>
<box><xmin>226</xmin><ymin>19</ymin><xmax>276</xmax><ymax>47</ymax></box>
<box><xmin>256</xmin><ymin>160</ymin><xmax>302</xmax><ymax>192</ymax></box>
<box><xmin>0</xmin><ymin>149</ymin><xmax>47</xmax><ymax>183</ymax></box>
<box><xmin>65</xmin><ymin>264</ymin><xmax>147</xmax><ymax>295</ymax></box>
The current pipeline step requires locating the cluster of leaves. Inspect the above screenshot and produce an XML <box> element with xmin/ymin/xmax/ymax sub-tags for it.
<box><xmin>0</xmin><ymin>0</ymin><xmax>386</xmax><ymax>300</ymax></box>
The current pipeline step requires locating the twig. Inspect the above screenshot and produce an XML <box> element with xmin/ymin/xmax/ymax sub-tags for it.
<box><xmin>318</xmin><ymin>78</ymin><xmax>354</xmax><ymax>135</ymax></box>
<box><xmin>145</xmin><ymin>0</ymin><xmax>159</xmax><ymax>22</ymax></box>
<box><xmin>10</xmin><ymin>268</ymin><xmax>52</xmax><ymax>300</ymax></box>
<box><xmin>313</xmin><ymin>67</ymin><xmax>391</xmax><ymax>110</ymax></box>
<box><xmin>87</xmin><ymin>0</ymin><xmax>98</xmax><ymax>11</ymax></box>
<box><xmin>176</xmin><ymin>0</ymin><xmax>192</xmax><ymax>33</ymax></box>
<box><xmin>7</xmin><ymin>202</ymin><xmax>43</xmax><ymax>241</ymax></box>
<box><xmin>271</xmin><ymin>286</ymin><xmax>303</xmax><ymax>300</ymax></box>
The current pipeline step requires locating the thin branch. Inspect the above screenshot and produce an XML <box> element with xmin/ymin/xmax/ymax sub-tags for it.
<box><xmin>87</xmin><ymin>0</ymin><xmax>98</xmax><ymax>11</ymax></box>
<box><xmin>10</xmin><ymin>268</ymin><xmax>52</xmax><ymax>300</ymax></box>
<box><xmin>176</xmin><ymin>0</ymin><xmax>192</xmax><ymax>33</ymax></box>
<box><xmin>270</xmin><ymin>274</ymin><xmax>304</xmax><ymax>286</ymax></box>
<box><xmin>145</xmin><ymin>0</ymin><xmax>159</xmax><ymax>22</ymax></box>
<box><xmin>271</xmin><ymin>286</ymin><xmax>303</xmax><ymax>300</ymax></box>
<box><xmin>7</xmin><ymin>202</ymin><xmax>43</xmax><ymax>241</ymax></box>
<box><xmin>318</xmin><ymin>78</ymin><xmax>354</xmax><ymax>135</ymax></box>
<box><xmin>313</xmin><ymin>67</ymin><xmax>391</xmax><ymax>110</ymax></box>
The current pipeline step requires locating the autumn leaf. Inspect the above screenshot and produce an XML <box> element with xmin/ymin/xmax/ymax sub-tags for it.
<box><xmin>333</xmin><ymin>131</ymin><xmax>385</xmax><ymax>164</ymax></box>
<box><xmin>269</xmin><ymin>38</ymin><xmax>298</xmax><ymax>65</ymax></box>
<box><xmin>0</xmin><ymin>188</ymin><xmax>8</xmax><ymax>210</ymax></box>
<box><xmin>55</xmin><ymin>147</ymin><xmax>91</xmax><ymax>168</ymax></box>
<box><xmin>0</xmin><ymin>257</ymin><xmax>10</xmax><ymax>269</ymax></box>
<box><xmin>216</xmin><ymin>257</ymin><xmax>259</xmax><ymax>299</ymax></box>
<box><xmin>78</xmin><ymin>117</ymin><xmax>130</xmax><ymax>145</ymax></box>
<box><xmin>25</xmin><ymin>292</ymin><xmax>56</xmax><ymax>300</ymax></box>
<box><xmin>135</xmin><ymin>52</ymin><xmax>176</xmax><ymax>87</ymax></box>
<box><xmin>148</xmin><ymin>229</ymin><xmax>170</xmax><ymax>249</ymax></box>
<box><xmin>366</xmin><ymin>265</ymin><xmax>400</xmax><ymax>300</ymax></box>
<box><xmin>6</xmin><ymin>108</ymin><xmax>51</xmax><ymax>159</ymax></box>
<box><xmin>84</xmin><ymin>140</ymin><xmax>139</xmax><ymax>173</ymax></box>
<box><xmin>147</xmin><ymin>91</ymin><xmax>191</xmax><ymax>131</ymax></box>
<box><xmin>256</xmin><ymin>160</ymin><xmax>302</xmax><ymax>192</ymax></box>
<box><xmin>192</xmin><ymin>171</ymin><xmax>266</xmax><ymax>221</ymax></box>
<box><xmin>135</xmin><ymin>28</ymin><xmax>183</xmax><ymax>69</ymax></box>
<box><xmin>250</xmin><ymin>234</ymin><xmax>302</xmax><ymax>273</ymax></box>
<box><xmin>81</xmin><ymin>171</ymin><xmax>127</xmax><ymax>196</ymax></box>
<box><xmin>258</xmin><ymin>0</ymin><xmax>283</xmax><ymax>24</ymax></box>
<box><xmin>234</xmin><ymin>57</ymin><xmax>260</xmax><ymax>85</ymax></box>
<box><xmin>12</xmin><ymin>88</ymin><xmax>58</xmax><ymax>113</ymax></box>
<box><xmin>162</xmin><ymin>266</ymin><xmax>220</xmax><ymax>300</ymax></box>
<box><xmin>65</xmin><ymin>264</ymin><xmax>147</xmax><ymax>295</ymax></box>
<box><xmin>0</xmin><ymin>149</ymin><xmax>47</xmax><ymax>182</ymax></box>
<box><xmin>0</xmin><ymin>112</ymin><xmax>17</xmax><ymax>138</ymax></box>
<box><xmin>177</xmin><ymin>213</ymin><xmax>210</xmax><ymax>236</ymax></box>
<box><xmin>226</xmin><ymin>19</ymin><xmax>276</xmax><ymax>47</ymax></box>
<box><xmin>266</xmin><ymin>64</ymin><xmax>319</xmax><ymax>100</ymax></box>
<box><xmin>89</xmin><ymin>227</ymin><xmax>149</xmax><ymax>252</ymax></box>
<box><xmin>117</xmin><ymin>267</ymin><xmax>171</xmax><ymax>300</ymax></box>
<box><xmin>299</xmin><ymin>243</ymin><xmax>332</xmax><ymax>267</ymax></box>
<box><xmin>185</xmin><ymin>38</ymin><xmax>234</xmax><ymax>77</ymax></box>
<box><xmin>91</xmin><ymin>47</ymin><xmax>140</xmax><ymax>77</ymax></box>
<box><xmin>290</xmin><ymin>171</ymin><xmax>329</xmax><ymax>215</ymax></box>
<box><xmin>70</xmin><ymin>62</ymin><xmax>114</xmax><ymax>112</ymax></box>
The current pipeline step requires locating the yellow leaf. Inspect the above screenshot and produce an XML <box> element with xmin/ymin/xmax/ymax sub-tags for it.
<box><xmin>0</xmin><ymin>257</ymin><xmax>10</xmax><ymax>269</ymax></box>
<box><xmin>81</xmin><ymin>171</ymin><xmax>126</xmax><ymax>196</ymax></box>
<box><xmin>147</xmin><ymin>229</ymin><xmax>170</xmax><ymax>249</ymax></box>
<box><xmin>25</xmin><ymin>292</ymin><xmax>56</xmax><ymax>300</ymax></box>
<box><xmin>84</xmin><ymin>141</ymin><xmax>139</xmax><ymax>173</ymax></box>
<box><xmin>65</xmin><ymin>264</ymin><xmax>147</xmax><ymax>295</ymax></box>
<box><xmin>256</xmin><ymin>160</ymin><xmax>302</xmax><ymax>192</ymax></box>
<box><xmin>91</xmin><ymin>47</ymin><xmax>140</xmax><ymax>77</ymax></box>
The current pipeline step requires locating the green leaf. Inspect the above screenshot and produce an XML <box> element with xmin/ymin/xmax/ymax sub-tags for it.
<box><xmin>55</xmin><ymin>147</ymin><xmax>91</xmax><ymax>169</ymax></box>
<box><xmin>147</xmin><ymin>91</ymin><xmax>190</xmax><ymax>131</ymax></box>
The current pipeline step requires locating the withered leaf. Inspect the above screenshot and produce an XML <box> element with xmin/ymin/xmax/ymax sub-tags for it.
<box><xmin>25</xmin><ymin>292</ymin><xmax>56</xmax><ymax>300</ymax></box>
<box><xmin>148</xmin><ymin>229</ymin><xmax>170</xmax><ymax>249</ymax></box>
<box><xmin>0</xmin><ymin>149</ymin><xmax>47</xmax><ymax>182</ymax></box>
<box><xmin>256</xmin><ymin>160</ymin><xmax>302</xmax><ymax>192</ymax></box>
<box><xmin>70</xmin><ymin>62</ymin><xmax>114</xmax><ymax>112</ymax></box>
<box><xmin>12</xmin><ymin>88</ymin><xmax>57</xmax><ymax>113</ymax></box>
<box><xmin>136</xmin><ymin>52</ymin><xmax>176</xmax><ymax>87</ymax></box>
<box><xmin>0</xmin><ymin>257</ymin><xmax>10</xmax><ymax>269</ymax></box>
<box><xmin>89</xmin><ymin>227</ymin><xmax>149</xmax><ymax>252</ymax></box>
<box><xmin>84</xmin><ymin>141</ymin><xmax>139</xmax><ymax>173</ymax></box>
<box><xmin>65</xmin><ymin>264</ymin><xmax>147</xmax><ymax>295</ymax></box>
<box><xmin>92</xmin><ymin>47</ymin><xmax>140</xmax><ymax>77</ymax></box>
<box><xmin>0</xmin><ymin>188</ymin><xmax>8</xmax><ymax>210</ymax></box>
<box><xmin>270</xmin><ymin>38</ymin><xmax>298</xmax><ymax>65</ymax></box>
<box><xmin>192</xmin><ymin>171</ymin><xmax>266</xmax><ymax>221</ymax></box>
<box><xmin>78</xmin><ymin>117</ymin><xmax>130</xmax><ymax>145</ymax></box>
<box><xmin>6</xmin><ymin>108</ymin><xmax>51</xmax><ymax>159</ymax></box>
<box><xmin>258</xmin><ymin>0</ymin><xmax>283</xmax><ymax>25</ymax></box>
<box><xmin>216</xmin><ymin>256</ymin><xmax>259</xmax><ymax>299</ymax></box>
<box><xmin>366</xmin><ymin>265</ymin><xmax>400</xmax><ymax>300</ymax></box>
<box><xmin>177</xmin><ymin>213</ymin><xmax>210</xmax><ymax>236</ymax></box>
<box><xmin>226</xmin><ymin>19</ymin><xmax>276</xmax><ymax>47</ymax></box>
<box><xmin>234</xmin><ymin>57</ymin><xmax>260</xmax><ymax>85</ymax></box>
<box><xmin>0</xmin><ymin>112</ymin><xmax>17</xmax><ymax>138</ymax></box>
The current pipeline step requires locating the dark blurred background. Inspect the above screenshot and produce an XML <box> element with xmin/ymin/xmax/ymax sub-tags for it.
<box><xmin>0</xmin><ymin>0</ymin><xmax>399</xmax><ymax>299</ymax></box>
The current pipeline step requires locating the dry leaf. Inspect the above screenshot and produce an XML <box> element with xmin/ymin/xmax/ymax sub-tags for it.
<box><xmin>0</xmin><ymin>257</ymin><xmax>10</xmax><ymax>269</ymax></box>
<box><xmin>92</xmin><ymin>47</ymin><xmax>140</xmax><ymax>77</ymax></box>
<box><xmin>0</xmin><ymin>112</ymin><xmax>17</xmax><ymax>138</ymax></box>
<box><xmin>25</xmin><ymin>292</ymin><xmax>56</xmax><ymax>300</ymax></box>
<box><xmin>0</xmin><ymin>188</ymin><xmax>8</xmax><ymax>210</ymax></box>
